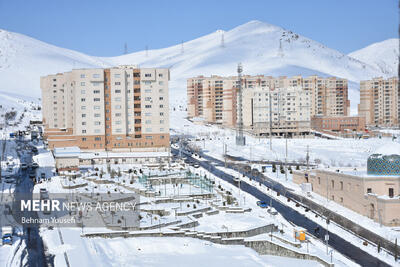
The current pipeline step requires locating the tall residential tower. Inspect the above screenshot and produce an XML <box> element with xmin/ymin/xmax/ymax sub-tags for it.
<box><xmin>41</xmin><ymin>66</ymin><xmax>170</xmax><ymax>151</ymax></box>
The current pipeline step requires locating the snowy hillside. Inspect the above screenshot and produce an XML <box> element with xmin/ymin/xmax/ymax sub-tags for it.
<box><xmin>348</xmin><ymin>38</ymin><xmax>399</xmax><ymax>77</ymax></box>
<box><xmin>0</xmin><ymin>20</ymin><xmax>390</xmax><ymax>108</ymax></box>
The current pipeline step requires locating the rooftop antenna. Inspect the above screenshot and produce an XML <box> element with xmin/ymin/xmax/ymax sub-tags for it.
<box><xmin>220</xmin><ymin>32</ymin><xmax>225</xmax><ymax>48</ymax></box>
<box><xmin>236</xmin><ymin>63</ymin><xmax>246</xmax><ymax>146</ymax></box>
<box><xmin>181</xmin><ymin>40</ymin><xmax>184</xmax><ymax>54</ymax></box>
<box><xmin>124</xmin><ymin>42</ymin><xmax>128</xmax><ymax>54</ymax></box>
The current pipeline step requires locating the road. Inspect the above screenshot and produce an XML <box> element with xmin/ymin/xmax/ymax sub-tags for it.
<box><xmin>1</xmin><ymin>139</ymin><xmax>51</xmax><ymax>267</ymax></box>
<box><xmin>172</xmin><ymin>147</ymin><xmax>392</xmax><ymax>267</ymax></box>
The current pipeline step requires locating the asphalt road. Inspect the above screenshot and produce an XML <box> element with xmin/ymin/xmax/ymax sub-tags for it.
<box><xmin>172</xmin><ymin>147</ymin><xmax>392</xmax><ymax>267</ymax></box>
<box><xmin>2</xmin><ymin>139</ymin><xmax>51</xmax><ymax>267</ymax></box>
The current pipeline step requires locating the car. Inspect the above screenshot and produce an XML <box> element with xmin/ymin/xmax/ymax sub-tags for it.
<box><xmin>29</xmin><ymin>172</ymin><xmax>36</xmax><ymax>179</ymax></box>
<box><xmin>193</xmin><ymin>164</ymin><xmax>200</xmax><ymax>168</ymax></box>
<box><xmin>31</xmin><ymin>162</ymin><xmax>39</xmax><ymax>169</ymax></box>
<box><xmin>256</xmin><ymin>201</ymin><xmax>268</xmax><ymax>208</ymax></box>
<box><xmin>41</xmin><ymin>173</ymin><xmax>46</xmax><ymax>179</ymax></box>
<box><xmin>21</xmin><ymin>163</ymin><xmax>28</xmax><ymax>170</ymax></box>
<box><xmin>233</xmin><ymin>177</ymin><xmax>241</xmax><ymax>183</ymax></box>
<box><xmin>267</xmin><ymin>207</ymin><xmax>278</xmax><ymax>216</ymax></box>
<box><xmin>4</xmin><ymin>176</ymin><xmax>15</xmax><ymax>184</ymax></box>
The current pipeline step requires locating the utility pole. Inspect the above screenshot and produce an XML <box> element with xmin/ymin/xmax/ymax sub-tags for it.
<box><xmin>124</xmin><ymin>42</ymin><xmax>128</xmax><ymax>54</ymax></box>
<box><xmin>181</xmin><ymin>40</ymin><xmax>184</xmax><ymax>54</ymax></box>
<box><xmin>236</xmin><ymin>63</ymin><xmax>246</xmax><ymax>146</ymax></box>
<box><xmin>306</xmin><ymin>145</ymin><xmax>310</xmax><ymax>170</ymax></box>
<box><xmin>285</xmin><ymin>135</ymin><xmax>288</xmax><ymax>181</ymax></box>
<box><xmin>145</xmin><ymin>45</ymin><xmax>148</xmax><ymax>57</ymax></box>
<box><xmin>220</xmin><ymin>32</ymin><xmax>225</xmax><ymax>48</ymax></box>
<box><xmin>269</xmin><ymin>92</ymin><xmax>272</xmax><ymax>151</ymax></box>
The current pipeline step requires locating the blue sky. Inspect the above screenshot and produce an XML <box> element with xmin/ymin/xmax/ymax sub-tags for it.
<box><xmin>0</xmin><ymin>0</ymin><xmax>398</xmax><ymax>56</ymax></box>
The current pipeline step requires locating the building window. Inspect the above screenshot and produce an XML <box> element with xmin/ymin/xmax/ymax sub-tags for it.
<box><xmin>81</xmin><ymin>82</ymin><xmax>85</xmax><ymax>86</ymax></box>
<box><xmin>82</xmin><ymin>130</ymin><xmax>86</xmax><ymax>133</ymax></box>
<box><xmin>80</xmin><ymin>74</ymin><xmax>85</xmax><ymax>78</ymax></box>
<box><xmin>82</xmin><ymin>114</ymin><xmax>86</xmax><ymax>118</ymax></box>
<box><xmin>115</xmin><ymin>113</ymin><xmax>122</xmax><ymax>117</ymax></box>
<box><xmin>94</xmin><ymin>121</ymin><xmax>101</xmax><ymax>125</ymax></box>
<box><xmin>82</xmin><ymin>122</ymin><xmax>86</xmax><ymax>125</ymax></box>
<box><xmin>94</xmin><ymin>106</ymin><xmax>101</xmax><ymax>110</ymax></box>
<box><xmin>115</xmin><ymin>97</ymin><xmax>121</xmax><ymax>102</ymax></box>
<box><xmin>340</xmin><ymin>181</ymin><xmax>343</xmax><ymax>190</ymax></box>
<box><xmin>114</xmin><ymin>74</ymin><xmax>120</xmax><ymax>78</ymax></box>
<box><xmin>94</xmin><ymin>113</ymin><xmax>101</xmax><ymax>117</ymax></box>
<box><xmin>94</xmin><ymin>90</ymin><xmax>100</xmax><ymax>94</ymax></box>
<box><xmin>94</xmin><ymin>129</ymin><xmax>101</xmax><ymax>133</ymax></box>
<box><xmin>367</xmin><ymin>188</ymin><xmax>372</xmax><ymax>194</ymax></box>
<box><xmin>93</xmin><ymin>74</ymin><xmax>100</xmax><ymax>78</ymax></box>
<box><xmin>82</xmin><ymin>137</ymin><xmax>87</xmax><ymax>141</ymax></box>
<box><xmin>81</xmin><ymin>98</ymin><xmax>86</xmax><ymax>102</ymax></box>
<box><xmin>318</xmin><ymin>177</ymin><xmax>320</xmax><ymax>184</ymax></box>
<box><xmin>115</xmin><ymin>82</ymin><xmax>121</xmax><ymax>85</ymax></box>
<box><xmin>81</xmin><ymin>90</ymin><xmax>86</xmax><ymax>94</ymax></box>
<box><xmin>340</xmin><ymin>197</ymin><xmax>343</xmax><ymax>203</ymax></box>
<box><xmin>115</xmin><ymin>89</ymin><xmax>121</xmax><ymax>93</ymax></box>
<box><xmin>389</xmin><ymin>188</ymin><xmax>394</xmax><ymax>198</ymax></box>
<box><xmin>145</xmin><ymin>73</ymin><xmax>151</xmax><ymax>77</ymax></box>
<box><xmin>81</xmin><ymin>106</ymin><xmax>86</xmax><ymax>110</ymax></box>
<box><xmin>158</xmin><ymin>73</ymin><xmax>163</xmax><ymax>77</ymax></box>
<box><xmin>115</xmin><ymin>105</ymin><xmax>122</xmax><ymax>109</ymax></box>
<box><xmin>94</xmin><ymin>98</ymin><xmax>100</xmax><ymax>102</ymax></box>
<box><xmin>331</xmin><ymin>180</ymin><xmax>334</xmax><ymax>188</ymax></box>
<box><xmin>145</xmin><ymin>120</ymin><xmax>151</xmax><ymax>124</ymax></box>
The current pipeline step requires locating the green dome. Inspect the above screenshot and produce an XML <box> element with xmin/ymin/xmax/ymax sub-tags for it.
<box><xmin>367</xmin><ymin>153</ymin><xmax>400</xmax><ymax>176</ymax></box>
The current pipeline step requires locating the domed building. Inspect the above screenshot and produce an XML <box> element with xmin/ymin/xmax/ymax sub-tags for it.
<box><xmin>293</xmin><ymin>142</ymin><xmax>400</xmax><ymax>226</ymax></box>
<box><xmin>367</xmin><ymin>144</ymin><xmax>400</xmax><ymax>176</ymax></box>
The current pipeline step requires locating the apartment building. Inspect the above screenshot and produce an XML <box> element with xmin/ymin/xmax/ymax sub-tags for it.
<box><xmin>242</xmin><ymin>86</ymin><xmax>311</xmax><ymax>136</ymax></box>
<box><xmin>187</xmin><ymin>75</ymin><xmax>237</xmax><ymax>126</ymax></box>
<box><xmin>188</xmin><ymin>75</ymin><xmax>349</xmax><ymax>135</ymax></box>
<box><xmin>358</xmin><ymin>77</ymin><xmax>399</xmax><ymax>127</ymax></box>
<box><xmin>41</xmin><ymin>66</ymin><xmax>170</xmax><ymax>151</ymax></box>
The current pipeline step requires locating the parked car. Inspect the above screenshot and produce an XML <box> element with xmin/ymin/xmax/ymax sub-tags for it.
<box><xmin>1</xmin><ymin>226</ymin><xmax>13</xmax><ymax>245</ymax></box>
<box><xmin>4</xmin><ymin>176</ymin><xmax>15</xmax><ymax>184</ymax></box>
<box><xmin>256</xmin><ymin>201</ymin><xmax>268</xmax><ymax>208</ymax></box>
<box><xmin>193</xmin><ymin>164</ymin><xmax>200</xmax><ymax>168</ymax></box>
<box><xmin>29</xmin><ymin>171</ymin><xmax>36</xmax><ymax>179</ymax></box>
<box><xmin>21</xmin><ymin>163</ymin><xmax>28</xmax><ymax>170</ymax></box>
<box><xmin>267</xmin><ymin>207</ymin><xmax>278</xmax><ymax>216</ymax></box>
<box><xmin>31</xmin><ymin>162</ymin><xmax>39</xmax><ymax>169</ymax></box>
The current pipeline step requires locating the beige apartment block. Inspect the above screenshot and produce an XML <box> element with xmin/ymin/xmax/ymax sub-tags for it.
<box><xmin>358</xmin><ymin>77</ymin><xmax>399</xmax><ymax>127</ymax></box>
<box><xmin>188</xmin><ymin>75</ymin><xmax>349</xmax><ymax>135</ymax></box>
<box><xmin>293</xmin><ymin>168</ymin><xmax>400</xmax><ymax>226</ymax></box>
<box><xmin>41</xmin><ymin>66</ymin><xmax>170</xmax><ymax>152</ymax></box>
<box><xmin>242</xmin><ymin>86</ymin><xmax>311</xmax><ymax>136</ymax></box>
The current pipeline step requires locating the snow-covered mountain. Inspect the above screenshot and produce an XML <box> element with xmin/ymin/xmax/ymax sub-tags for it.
<box><xmin>0</xmin><ymin>20</ymin><xmax>392</xmax><ymax>110</ymax></box>
<box><xmin>348</xmin><ymin>38</ymin><xmax>399</xmax><ymax>77</ymax></box>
